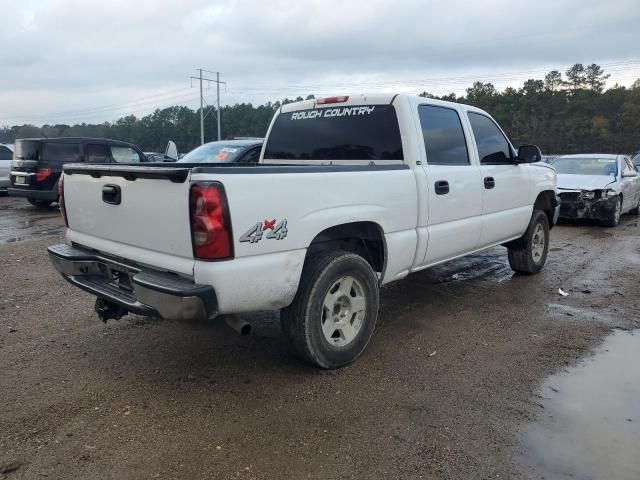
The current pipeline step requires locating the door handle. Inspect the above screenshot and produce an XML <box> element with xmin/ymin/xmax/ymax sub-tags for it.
<box><xmin>484</xmin><ymin>176</ymin><xmax>495</xmax><ymax>189</ymax></box>
<box><xmin>102</xmin><ymin>184</ymin><xmax>121</xmax><ymax>205</ymax></box>
<box><xmin>434</xmin><ymin>180</ymin><xmax>449</xmax><ymax>195</ymax></box>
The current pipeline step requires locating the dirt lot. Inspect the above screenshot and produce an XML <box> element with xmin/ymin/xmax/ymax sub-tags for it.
<box><xmin>1</xmin><ymin>195</ymin><xmax>639</xmax><ymax>479</ymax></box>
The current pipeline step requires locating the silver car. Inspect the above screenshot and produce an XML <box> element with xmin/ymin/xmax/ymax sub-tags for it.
<box><xmin>0</xmin><ymin>143</ymin><xmax>13</xmax><ymax>193</ymax></box>
<box><xmin>553</xmin><ymin>154</ymin><xmax>640</xmax><ymax>226</ymax></box>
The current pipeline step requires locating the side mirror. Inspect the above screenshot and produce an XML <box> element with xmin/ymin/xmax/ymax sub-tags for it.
<box><xmin>517</xmin><ymin>145</ymin><xmax>542</xmax><ymax>164</ymax></box>
<box><xmin>622</xmin><ymin>170</ymin><xmax>638</xmax><ymax>178</ymax></box>
<box><xmin>164</xmin><ymin>140</ymin><xmax>178</xmax><ymax>161</ymax></box>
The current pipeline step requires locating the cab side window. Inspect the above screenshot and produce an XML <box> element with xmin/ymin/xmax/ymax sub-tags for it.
<box><xmin>467</xmin><ymin>112</ymin><xmax>513</xmax><ymax>165</ymax></box>
<box><xmin>111</xmin><ymin>146</ymin><xmax>142</xmax><ymax>163</ymax></box>
<box><xmin>418</xmin><ymin>105</ymin><xmax>470</xmax><ymax>165</ymax></box>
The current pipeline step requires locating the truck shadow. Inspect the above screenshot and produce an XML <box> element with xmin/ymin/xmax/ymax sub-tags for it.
<box><xmin>76</xmin><ymin>246</ymin><xmax>532</xmax><ymax>385</ymax></box>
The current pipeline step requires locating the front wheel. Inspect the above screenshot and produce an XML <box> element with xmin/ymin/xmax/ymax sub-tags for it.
<box><xmin>280</xmin><ymin>251</ymin><xmax>379</xmax><ymax>369</ymax></box>
<box><xmin>602</xmin><ymin>196</ymin><xmax>622</xmax><ymax>227</ymax></box>
<box><xmin>507</xmin><ymin>210</ymin><xmax>550</xmax><ymax>274</ymax></box>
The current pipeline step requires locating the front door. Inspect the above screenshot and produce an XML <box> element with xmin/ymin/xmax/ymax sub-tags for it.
<box><xmin>417</xmin><ymin>104</ymin><xmax>483</xmax><ymax>266</ymax></box>
<box><xmin>466</xmin><ymin>112</ymin><xmax>532</xmax><ymax>247</ymax></box>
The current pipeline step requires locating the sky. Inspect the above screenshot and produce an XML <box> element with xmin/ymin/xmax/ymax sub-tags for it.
<box><xmin>1</xmin><ymin>0</ymin><xmax>639</xmax><ymax>126</ymax></box>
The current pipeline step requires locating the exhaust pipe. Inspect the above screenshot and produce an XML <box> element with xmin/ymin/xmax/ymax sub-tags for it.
<box><xmin>225</xmin><ymin>315</ymin><xmax>251</xmax><ymax>336</ymax></box>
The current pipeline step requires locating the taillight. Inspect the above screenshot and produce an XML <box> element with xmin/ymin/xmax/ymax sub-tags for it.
<box><xmin>59</xmin><ymin>175</ymin><xmax>68</xmax><ymax>227</ymax></box>
<box><xmin>316</xmin><ymin>96</ymin><xmax>349</xmax><ymax>105</ymax></box>
<box><xmin>35</xmin><ymin>167</ymin><xmax>52</xmax><ymax>182</ymax></box>
<box><xmin>189</xmin><ymin>183</ymin><xmax>232</xmax><ymax>260</ymax></box>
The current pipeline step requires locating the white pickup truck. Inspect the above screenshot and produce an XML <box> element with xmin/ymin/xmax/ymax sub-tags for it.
<box><xmin>48</xmin><ymin>94</ymin><xmax>559</xmax><ymax>368</ymax></box>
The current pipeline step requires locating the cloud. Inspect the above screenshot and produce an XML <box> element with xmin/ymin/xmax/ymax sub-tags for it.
<box><xmin>0</xmin><ymin>0</ymin><xmax>638</xmax><ymax>124</ymax></box>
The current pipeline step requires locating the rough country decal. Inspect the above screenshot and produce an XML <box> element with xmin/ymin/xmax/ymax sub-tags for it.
<box><xmin>291</xmin><ymin>106</ymin><xmax>376</xmax><ymax>120</ymax></box>
<box><xmin>240</xmin><ymin>219</ymin><xmax>288</xmax><ymax>244</ymax></box>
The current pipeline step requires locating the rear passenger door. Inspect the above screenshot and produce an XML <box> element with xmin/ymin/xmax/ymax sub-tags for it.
<box><xmin>466</xmin><ymin>112</ymin><xmax>532</xmax><ymax>246</ymax></box>
<box><xmin>418</xmin><ymin>104</ymin><xmax>484</xmax><ymax>265</ymax></box>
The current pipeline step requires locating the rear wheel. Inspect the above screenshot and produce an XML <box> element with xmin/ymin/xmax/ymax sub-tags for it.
<box><xmin>280</xmin><ymin>251</ymin><xmax>379</xmax><ymax>369</ymax></box>
<box><xmin>603</xmin><ymin>196</ymin><xmax>622</xmax><ymax>227</ymax></box>
<box><xmin>629</xmin><ymin>198</ymin><xmax>640</xmax><ymax>216</ymax></box>
<box><xmin>508</xmin><ymin>210</ymin><xmax>550</xmax><ymax>274</ymax></box>
<box><xmin>27</xmin><ymin>198</ymin><xmax>53</xmax><ymax>208</ymax></box>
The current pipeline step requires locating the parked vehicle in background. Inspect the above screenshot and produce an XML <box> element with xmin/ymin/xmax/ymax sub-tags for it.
<box><xmin>9</xmin><ymin>138</ymin><xmax>148</xmax><ymax>207</ymax></box>
<box><xmin>48</xmin><ymin>94</ymin><xmax>557</xmax><ymax>368</ymax></box>
<box><xmin>0</xmin><ymin>143</ymin><xmax>14</xmax><ymax>194</ymax></box>
<box><xmin>177</xmin><ymin>139</ymin><xmax>263</xmax><ymax>164</ymax></box>
<box><xmin>553</xmin><ymin>154</ymin><xmax>640</xmax><ymax>226</ymax></box>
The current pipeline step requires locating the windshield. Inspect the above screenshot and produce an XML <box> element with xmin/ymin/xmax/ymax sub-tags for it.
<box><xmin>178</xmin><ymin>143</ymin><xmax>245</xmax><ymax>163</ymax></box>
<box><xmin>633</xmin><ymin>153</ymin><xmax>640</xmax><ymax>166</ymax></box>
<box><xmin>552</xmin><ymin>157</ymin><xmax>618</xmax><ymax>176</ymax></box>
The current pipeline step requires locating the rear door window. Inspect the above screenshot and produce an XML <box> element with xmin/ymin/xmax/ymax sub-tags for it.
<box><xmin>111</xmin><ymin>146</ymin><xmax>142</xmax><ymax>163</ymax></box>
<box><xmin>467</xmin><ymin>113</ymin><xmax>513</xmax><ymax>165</ymax></box>
<box><xmin>264</xmin><ymin>105</ymin><xmax>403</xmax><ymax>161</ymax></box>
<box><xmin>44</xmin><ymin>143</ymin><xmax>82</xmax><ymax>164</ymax></box>
<box><xmin>86</xmin><ymin>144</ymin><xmax>110</xmax><ymax>163</ymax></box>
<box><xmin>418</xmin><ymin>105</ymin><xmax>470</xmax><ymax>165</ymax></box>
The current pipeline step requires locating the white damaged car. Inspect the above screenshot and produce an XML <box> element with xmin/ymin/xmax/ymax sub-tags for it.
<box><xmin>553</xmin><ymin>154</ymin><xmax>640</xmax><ymax>226</ymax></box>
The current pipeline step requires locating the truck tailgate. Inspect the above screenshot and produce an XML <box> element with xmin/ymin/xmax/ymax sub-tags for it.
<box><xmin>63</xmin><ymin>165</ymin><xmax>194</xmax><ymax>263</ymax></box>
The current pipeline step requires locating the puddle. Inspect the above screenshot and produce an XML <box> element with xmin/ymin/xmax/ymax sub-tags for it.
<box><xmin>0</xmin><ymin>198</ymin><xmax>64</xmax><ymax>244</ymax></box>
<box><xmin>517</xmin><ymin>329</ymin><xmax>640</xmax><ymax>480</ymax></box>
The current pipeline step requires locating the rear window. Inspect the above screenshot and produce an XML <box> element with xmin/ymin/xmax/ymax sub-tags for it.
<box><xmin>45</xmin><ymin>143</ymin><xmax>82</xmax><ymax>163</ymax></box>
<box><xmin>264</xmin><ymin>105</ymin><xmax>403</xmax><ymax>161</ymax></box>
<box><xmin>14</xmin><ymin>141</ymin><xmax>41</xmax><ymax>160</ymax></box>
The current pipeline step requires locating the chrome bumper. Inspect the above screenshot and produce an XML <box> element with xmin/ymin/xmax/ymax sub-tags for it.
<box><xmin>48</xmin><ymin>244</ymin><xmax>217</xmax><ymax>321</ymax></box>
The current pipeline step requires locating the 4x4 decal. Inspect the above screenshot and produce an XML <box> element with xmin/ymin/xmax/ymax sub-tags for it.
<box><xmin>240</xmin><ymin>219</ymin><xmax>288</xmax><ymax>244</ymax></box>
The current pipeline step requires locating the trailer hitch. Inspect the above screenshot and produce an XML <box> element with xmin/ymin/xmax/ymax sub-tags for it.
<box><xmin>94</xmin><ymin>298</ymin><xmax>128</xmax><ymax>323</ymax></box>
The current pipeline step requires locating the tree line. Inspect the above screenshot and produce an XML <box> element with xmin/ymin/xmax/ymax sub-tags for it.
<box><xmin>1</xmin><ymin>63</ymin><xmax>639</xmax><ymax>155</ymax></box>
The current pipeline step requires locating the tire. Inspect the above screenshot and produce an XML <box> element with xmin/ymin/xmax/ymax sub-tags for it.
<box><xmin>602</xmin><ymin>196</ymin><xmax>622</xmax><ymax>227</ymax></box>
<box><xmin>280</xmin><ymin>251</ymin><xmax>379</xmax><ymax>369</ymax></box>
<box><xmin>27</xmin><ymin>198</ymin><xmax>53</xmax><ymax>208</ymax></box>
<box><xmin>629</xmin><ymin>198</ymin><xmax>640</xmax><ymax>216</ymax></box>
<box><xmin>508</xmin><ymin>210</ymin><xmax>550</xmax><ymax>274</ymax></box>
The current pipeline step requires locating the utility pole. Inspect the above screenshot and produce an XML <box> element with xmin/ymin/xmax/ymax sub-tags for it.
<box><xmin>216</xmin><ymin>71</ymin><xmax>221</xmax><ymax>141</ymax></box>
<box><xmin>190</xmin><ymin>69</ymin><xmax>226</xmax><ymax>145</ymax></box>
<box><xmin>199</xmin><ymin>69</ymin><xmax>204</xmax><ymax>144</ymax></box>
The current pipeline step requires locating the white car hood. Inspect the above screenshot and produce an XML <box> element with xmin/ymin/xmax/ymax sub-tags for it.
<box><xmin>557</xmin><ymin>174</ymin><xmax>616</xmax><ymax>191</ymax></box>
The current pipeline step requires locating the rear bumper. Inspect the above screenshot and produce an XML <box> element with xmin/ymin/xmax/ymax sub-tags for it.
<box><xmin>48</xmin><ymin>243</ymin><xmax>217</xmax><ymax>321</ymax></box>
<box><xmin>8</xmin><ymin>187</ymin><xmax>58</xmax><ymax>201</ymax></box>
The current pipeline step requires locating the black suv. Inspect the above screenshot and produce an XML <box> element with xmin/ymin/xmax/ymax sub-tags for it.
<box><xmin>9</xmin><ymin>137</ymin><xmax>147</xmax><ymax>207</ymax></box>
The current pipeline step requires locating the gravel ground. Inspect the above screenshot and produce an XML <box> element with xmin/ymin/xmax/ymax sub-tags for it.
<box><xmin>1</xmin><ymin>195</ymin><xmax>639</xmax><ymax>479</ymax></box>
